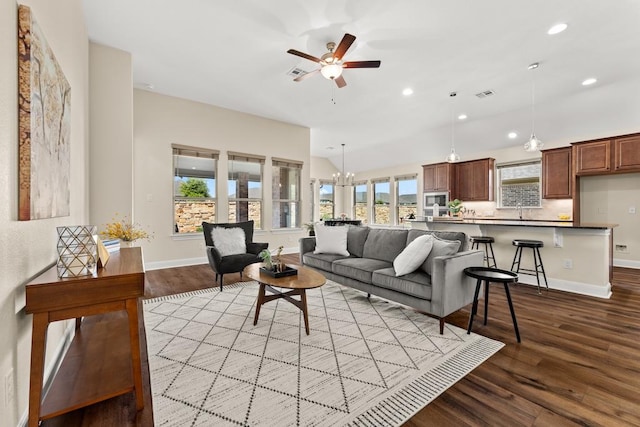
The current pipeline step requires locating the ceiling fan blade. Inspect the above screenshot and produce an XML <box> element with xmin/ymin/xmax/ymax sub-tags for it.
<box><xmin>287</xmin><ymin>49</ymin><xmax>322</xmax><ymax>63</ymax></box>
<box><xmin>334</xmin><ymin>75</ymin><xmax>347</xmax><ymax>88</ymax></box>
<box><xmin>293</xmin><ymin>69</ymin><xmax>320</xmax><ymax>82</ymax></box>
<box><xmin>343</xmin><ymin>60</ymin><xmax>381</xmax><ymax>68</ymax></box>
<box><xmin>333</xmin><ymin>33</ymin><xmax>356</xmax><ymax>61</ymax></box>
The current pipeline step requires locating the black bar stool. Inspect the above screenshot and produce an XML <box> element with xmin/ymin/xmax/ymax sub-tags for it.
<box><xmin>464</xmin><ymin>266</ymin><xmax>520</xmax><ymax>343</ymax></box>
<box><xmin>510</xmin><ymin>239</ymin><xmax>548</xmax><ymax>294</ymax></box>
<box><xmin>470</xmin><ymin>236</ymin><xmax>497</xmax><ymax>268</ymax></box>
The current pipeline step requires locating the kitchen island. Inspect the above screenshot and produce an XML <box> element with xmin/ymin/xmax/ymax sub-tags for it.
<box><xmin>411</xmin><ymin>218</ymin><xmax>617</xmax><ymax>298</ymax></box>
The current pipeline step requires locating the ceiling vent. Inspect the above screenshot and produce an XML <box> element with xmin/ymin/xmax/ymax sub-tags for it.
<box><xmin>475</xmin><ymin>90</ymin><xmax>495</xmax><ymax>98</ymax></box>
<box><xmin>287</xmin><ymin>67</ymin><xmax>307</xmax><ymax>77</ymax></box>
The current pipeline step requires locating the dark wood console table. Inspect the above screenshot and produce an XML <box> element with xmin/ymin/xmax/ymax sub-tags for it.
<box><xmin>324</xmin><ymin>219</ymin><xmax>362</xmax><ymax>226</ymax></box>
<box><xmin>25</xmin><ymin>248</ymin><xmax>145</xmax><ymax>427</ymax></box>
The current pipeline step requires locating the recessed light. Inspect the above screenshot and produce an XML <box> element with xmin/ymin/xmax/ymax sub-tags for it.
<box><xmin>547</xmin><ymin>23</ymin><xmax>568</xmax><ymax>35</ymax></box>
<box><xmin>582</xmin><ymin>77</ymin><xmax>597</xmax><ymax>86</ymax></box>
<box><xmin>508</xmin><ymin>132</ymin><xmax>518</xmax><ymax>139</ymax></box>
<box><xmin>402</xmin><ymin>88</ymin><xmax>414</xmax><ymax>96</ymax></box>
<box><xmin>457</xmin><ymin>114</ymin><xmax>467</xmax><ymax>120</ymax></box>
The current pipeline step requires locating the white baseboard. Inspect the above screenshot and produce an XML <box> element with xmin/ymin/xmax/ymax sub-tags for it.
<box><xmin>144</xmin><ymin>246</ymin><xmax>299</xmax><ymax>271</ymax></box>
<box><xmin>613</xmin><ymin>258</ymin><xmax>640</xmax><ymax>269</ymax></box>
<box><xmin>517</xmin><ymin>275</ymin><xmax>612</xmax><ymax>299</ymax></box>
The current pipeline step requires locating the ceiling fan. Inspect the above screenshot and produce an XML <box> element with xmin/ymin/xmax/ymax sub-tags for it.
<box><xmin>287</xmin><ymin>33</ymin><xmax>381</xmax><ymax>88</ymax></box>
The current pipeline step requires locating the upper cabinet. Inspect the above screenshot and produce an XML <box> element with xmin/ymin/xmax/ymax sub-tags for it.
<box><xmin>542</xmin><ymin>146</ymin><xmax>572</xmax><ymax>199</ymax></box>
<box><xmin>573</xmin><ymin>133</ymin><xmax>640</xmax><ymax>176</ymax></box>
<box><xmin>422</xmin><ymin>162</ymin><xmax>454</xmax><ymax>192</ymax></box>
<box><xmin>454</xmin><ymin>158</ymin><xmax>495</xmax><ymax>201</ymax></box>
<box><xmin>574</xmin><ymin>139</ymin><xmax>611</xmax><ymax>175</ymax></box>
<box><xmin>614</xmin><ymin>135</ymin><xmax>640</xmax><ymax>172</ymax></box>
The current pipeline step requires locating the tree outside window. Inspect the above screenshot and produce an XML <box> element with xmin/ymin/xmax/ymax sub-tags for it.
<box><xmin>172</xmin><ymin>145</ymin><xmax>218</xmax><ymax>234</ymax></box>
<box><xmin>353</xmin><ymin>182</ymin><xmax>368</xmax><ymax>223</ymax></box>
<box><xmin>319</xmin><ymin>181</ymin><xmax>335</xmax><ymax>220</ymax></box>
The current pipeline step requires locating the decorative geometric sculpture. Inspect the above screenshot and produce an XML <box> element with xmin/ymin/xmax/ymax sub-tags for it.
<box><xmin>56</xmin><ymin>226</ymin><xmax>98</xmax><ymax>278</ymax></box>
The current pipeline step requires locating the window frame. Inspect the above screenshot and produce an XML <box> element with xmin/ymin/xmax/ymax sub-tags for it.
<box><xmin>318</xmin><ymin>180</ymin><xmax>335</xmax><ymax>220</ymax></box>
<box><xmin>496</xmin><ymin>159</ymin><xmax>542</xmax><ymax>209</ymax></box>
<box><xmin>172</xmin><ymin>144</ymin><xmax>218</xmax><ymax>235</ymax></box>
<box><xmin>395</xmin><ymin>174</ymin><xmax>418</xmax><ymax>223</ymax></box>
<box><xmin>372</xmin><ymin>177</ymin><xmax>391</xmax><ymax>225</ymax></box>
<box><xmin>271</xmin><ymin>157</ymin><xmax>303</xmax><ymax>229</ymax></box>
<box><xmin>353</xmin><ymin>180</ymin><xmax>368</xmax><ymax>224</ymax></box>
<box><xmin>227</xmin><ymin>152</ymin><xmax>265</xmax><ymax>228</ymax></box>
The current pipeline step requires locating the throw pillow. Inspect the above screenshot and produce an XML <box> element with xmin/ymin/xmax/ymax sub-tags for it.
<box><xmin>313</xmin><ymin>224</ymin><xmax>350</xmax><ymax>256</ymax></box>
<box><xmin>393</xmin><ymin>235</ymin><xmax>434</xmax><ymax>276</ymax></box>
<box><xmin>421</xmin><ymin>236</ymin><xmax>461</xmax><ymax>275</ymax></box>
<box><xmin>210</xmin><ymin>227</ymin><xmax>246</xmax><ymax>256</ymax></box>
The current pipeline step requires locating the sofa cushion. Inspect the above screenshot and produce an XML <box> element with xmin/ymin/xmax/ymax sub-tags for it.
<box><xmin>303</xmin><ymin>252</ymin><xmax>349</xmax><ymax>273</ymax></box>
<box><xmin>347</xmin><ymin>226</ymin><xmax>370</xmax><ymax>258</ymax></box>
<box><xmin>393</xmin><ymin>235</ymin><xmax>433</xmax><ymax>276</ymax></box>
<box><xmin>407</xmin><ymin>229</ymin><xmax>468</xmax><ymax>252</ymax></box>
<box><xmin>362</xmin><ymin>229</ymin><xmax>409</xmax><ymax>263</ymax></box>
<box><xmin>314</xmin><ymin>224</ymin><xmax>350</xmax><ymax>256</ymax></box>
<box><xmin>332</xmin><ymin>257</ymin><xmax>393</xmax><ymax>283</ymax></box>
<box><xmin>372</xmin><ymin>268</ymin><xmax>433</xmax><ymax>300</ymax></box>
<box><xmin>421</xmin><ymin>236</ymin><xmax>461</xmax><ymax>275</ymax></box>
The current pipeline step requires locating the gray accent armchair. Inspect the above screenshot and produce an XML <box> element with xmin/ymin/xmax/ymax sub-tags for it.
<box><xmin>202</xmin><ymin>220</ymin><xmax>268</xmax><ymax>290</ymax></box>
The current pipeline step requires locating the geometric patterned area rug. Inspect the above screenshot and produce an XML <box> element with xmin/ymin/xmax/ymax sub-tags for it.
<box><xmin>143</xmin><ymin>280</ymin><xmax>504</xmax><ymax>426</ymax></box>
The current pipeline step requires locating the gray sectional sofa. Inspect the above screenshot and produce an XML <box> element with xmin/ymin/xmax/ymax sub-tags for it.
<box><xmin>299</xmin><ymin>226</ymin><xmax>484</xmax><ymax>334</ymax></box>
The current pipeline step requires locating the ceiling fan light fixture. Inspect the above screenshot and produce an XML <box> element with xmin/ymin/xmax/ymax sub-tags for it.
<box><xmin>320</xmin><ymin>63</ymin><xmax>343</xmax><ymax>80</ymax></box>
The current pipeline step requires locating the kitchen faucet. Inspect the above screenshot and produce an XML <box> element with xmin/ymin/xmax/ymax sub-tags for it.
<box><xmin>516</xmin><ymin>202</ymin><xmax>523</xmax><ymax>220</ymax></box>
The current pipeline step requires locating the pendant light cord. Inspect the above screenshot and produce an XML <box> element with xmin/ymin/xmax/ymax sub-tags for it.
<box><xmin>450</xmin><ymin>91</ymin><xmax>456</xmax><ymax>150</ymax></box>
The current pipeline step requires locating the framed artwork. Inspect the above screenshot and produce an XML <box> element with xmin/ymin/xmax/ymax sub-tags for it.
<box><xmin>18</xmin><ymin>4</ymin><xmax>71</xmax><ymax>220</ymax></box>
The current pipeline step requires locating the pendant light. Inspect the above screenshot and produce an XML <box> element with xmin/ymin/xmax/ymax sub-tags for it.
<box><xmin>524</xmin><ymin>62</ymin><xmax>544</xmax><ymax>152</ymax></box>
<box><xmin>333</xmin><ymin>143</ymin><xmax>354</xmax><ymax>187</ymax></box>
<box><xmin>445</xmin><ymin>91</ymin><xmax>460</xmax><ymax>162</ymax></box>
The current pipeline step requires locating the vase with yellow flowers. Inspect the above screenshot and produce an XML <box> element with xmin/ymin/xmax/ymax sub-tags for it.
<box><xmin>101</xmin><ymin>213</ymin><xmax>152</xmax><ymax>247</ymax></box>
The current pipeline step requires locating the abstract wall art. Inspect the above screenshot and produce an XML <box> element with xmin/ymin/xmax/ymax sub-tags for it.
<box><xmin>18</xmin><ymin>4</ymin><xmax>71</xmax><ymax>220</ymax></box>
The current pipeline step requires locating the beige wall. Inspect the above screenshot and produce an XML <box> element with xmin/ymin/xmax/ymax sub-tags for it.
<box><xmin>0</xmin><ymin>0</ymin><xmax>89</xmax><ymax>424</ymax></box>
<box><xmin>132</xmin><ymin>90</ymin><xmax>311</xmax><ymax>267</ymax></box>
<box><xmin>581</xmin><ymin>173</ymin><xmax>640</xmax><ymax>268</ymax></box>
<box><xmin>89</xmin><ymin>43</ymin><xmax>134</xmax><ymax>228</ymax></box>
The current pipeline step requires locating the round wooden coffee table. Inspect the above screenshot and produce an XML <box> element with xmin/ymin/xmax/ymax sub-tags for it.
<box><xmin>244</xmin><ymin>263</ymin><xmax>326</xmax><ymax>335</ymax></box>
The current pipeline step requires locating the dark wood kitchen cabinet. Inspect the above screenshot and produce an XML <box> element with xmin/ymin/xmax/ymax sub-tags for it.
<box><xmin>573</xmin><ymin>139</ymin><xmax>611</xmax><ymax>175</ymax></box>
<box><xmin>422</xmin><ymin>162</ymin><xmax>454</xmax><ymax>192</ymax></box>
<box><xmin>613</xmin><ymin>134</ymin><xmax>640</xmax><ymax>172</ymax></box>
<box><xmin>573</xmin><ymin>133</ymin><xmax>640</xmax><ymax>176</ymax></box>
<box><xmin>542</xmin><ymin>146</ymin><xmax>572</xmax><ymax>199</ymax></box>
<box><xmin>454</xmin><ymin>158</ymin><xmax>495</xmax><ymax>201</ymax></box>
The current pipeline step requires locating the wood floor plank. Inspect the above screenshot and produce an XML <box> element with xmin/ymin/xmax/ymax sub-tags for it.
<box><xmin>40</xmin><ymin>257</ymin><xmax>640</xmax><ymax>426</ymax></box>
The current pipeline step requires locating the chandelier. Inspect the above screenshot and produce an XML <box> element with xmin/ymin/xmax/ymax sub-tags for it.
<box><xmin>333</xmin><ymin>144</ymin><xmax>354</xmax><ymax>187</ymax></box>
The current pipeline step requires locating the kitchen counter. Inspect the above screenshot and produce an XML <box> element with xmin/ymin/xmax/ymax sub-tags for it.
<box><xmin>410</xmin><ymin>219</ymin><xmax>616</xmax><ymax>299</ymax></box>
<box><xmin>411</xmin><ymin>218</ymin><xmax>617</xmax><ymax>229</ymax></box>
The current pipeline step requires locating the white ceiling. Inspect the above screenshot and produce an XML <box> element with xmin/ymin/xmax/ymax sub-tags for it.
<box><xmin>83</xmin><ymin>0</ymin><xmax>640</xmax><ymax>173</ymax></box>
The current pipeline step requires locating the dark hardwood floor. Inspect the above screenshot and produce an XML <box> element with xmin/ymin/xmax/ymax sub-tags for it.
<box><xmin>42</xmin><ymin>256</ymin><xmax>640</xmax><ymax>426</ymax></box>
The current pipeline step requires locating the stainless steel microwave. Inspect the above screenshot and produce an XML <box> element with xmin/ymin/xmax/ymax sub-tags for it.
<box><xmin>424</xmin><ymin>192</ymin><xmax>450</xmax><ymax>216</ymax></box>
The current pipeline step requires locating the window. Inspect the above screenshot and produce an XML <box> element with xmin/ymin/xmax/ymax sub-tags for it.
<box><xmin>228</xmin><ymin>152</ymin><xmax>264</xmax><ymax>228</ymax></box>
<box><xmin>353</xmin><ymin>181</ymin><xmax>368</xmax><ymax>223</ymax></box>
<box><xmin>172</xmin><ymin>144</ymin><xmax>218</xmax><ymax>234</ymax></box>
<box><xmin>396</xmin><ymin>175</ymin><xmax>417</xmax><ymax>222</ymax></box>
<box><xmin>272</xmin><ymin>158</ymin><xmax>302</xmax><ymax>229</ymax></box>
<box><xmin>372</xmin><ymin>178</ymin><xmax>390</xmax><ymax>225</ymax></box>
<box><xmin>497</xmin><ymin>160</ymin><xmax>542</xmax><ymax>208</ymax></box>
<box><xmin>319</xmin><ymin>180</ymin><xmax>334</xmax><ymax>220</ymax></box>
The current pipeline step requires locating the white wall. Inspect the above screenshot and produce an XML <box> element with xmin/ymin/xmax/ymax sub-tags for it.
<box><xmin>0</xmin><ymin>0</ymin><xmax>89</xmax><ymax>424</ymax></box>
<box><xmin>581</xmin><ymin>173</ymin><xmax>640</xmax><ymax>268</ymax></box>
<box><xmin>89</xmin><ymin>43</ymin><xmax>134</xmax><ymax>228</ymax></box>
<box><xmin>132</xmin><ymin>90</ymin><xmax>311</xmax><ymax>267</ymax></box>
